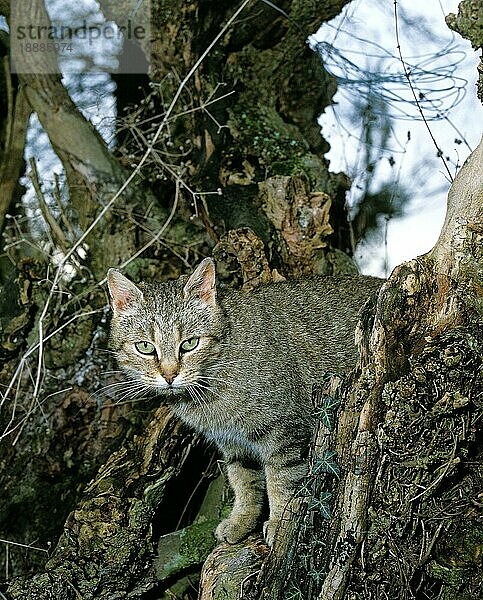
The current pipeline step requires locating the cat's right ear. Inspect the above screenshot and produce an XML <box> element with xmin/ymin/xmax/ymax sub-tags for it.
<box><xmin>107</xmin><ymin>269</ymin><xmax>143</xmax><ymax>316</ymax></box>
<box><xmin>183</xmin><ymin>258</ymin><xmax>216</xmax><ymax>306</ymax></box>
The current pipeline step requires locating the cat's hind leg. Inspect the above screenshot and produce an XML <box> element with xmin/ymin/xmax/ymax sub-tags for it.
<box><xmin>215</xmin><ymin>459</ymin><xmax>266</xmax><ymax>544</ymax></box>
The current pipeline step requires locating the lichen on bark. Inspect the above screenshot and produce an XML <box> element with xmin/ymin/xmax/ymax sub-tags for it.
<box><xmin>346</xmin><ymin>325</ymin><xmax>483</xmax><ymax>599</ymax></box>
<box><xmin>446</xmin><ymin>0</ymin><xmax>483</xmax><ymax>101</ymax></box>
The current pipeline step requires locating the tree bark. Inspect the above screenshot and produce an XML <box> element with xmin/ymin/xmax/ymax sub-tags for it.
<box><xmin>6</xmin><ymin>407</ymin><xmax>207</xmax><ymax>599</ymax></box>
<box><xmin>0</xmin><ymin>84</ymin><xmax>31</xmax><ymax>234</ymax></box>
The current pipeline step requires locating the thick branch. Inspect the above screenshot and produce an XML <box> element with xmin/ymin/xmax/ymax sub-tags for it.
<box><xmin>200</xmin><ymin>537</ymin><xmax>269</xmax><ymax>600</ymax></box>
<box><xmin>10</xmin><ymin>1</ymin><xmax>120</xmax><ymax>185</ymax></box>
<box><xmin>314</xmin><ymin>137</ymin><xmax>483</xmax><ymax>599</ymax></box>
<box><xmin>7</xmin><ymin>407</ymin><xmax>203</xmax><ymax>599</ymax></box>
<box><xmin>0</xmin><ymin>78</ymin><xmax>31</xmax><ymax>233</ymax></box>
<box><xmin>431</xmin><ymin>136</ymin><xmax>483</xmax><ymax>289</ymax></box>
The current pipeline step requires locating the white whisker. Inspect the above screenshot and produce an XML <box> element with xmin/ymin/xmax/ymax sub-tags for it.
<box><xmin>196</xmin><ymin>375</ymin><xmax>231</xmax><ymax>387</ymax></box>
<box><xmin>190</xmin><ymin>380</ymin><xmax>225</xmax><ymax>401</ymax></box>
<box><xmin>114</xmin><ymin>383</ymin><xmax>149</xmax><ymax>404</ymax></box>
<box><xmin>94</xmin><ymin>379</ymin><xmax>140</xmax><ymax>395</ymax></box>
<box><xmin>187</xmin><ymin>384</ymin><xmax>212</xmax><ymax>424</ymax></box>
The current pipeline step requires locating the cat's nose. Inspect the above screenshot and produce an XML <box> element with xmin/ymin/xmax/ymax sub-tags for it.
<box><xmin>160</xmin><ymin>361</ymin><xmax>179</xmax><ymax>385</ymax></box>
<box><xmin>163</xmin><ymin>371</ymin><xmax>178</xmax><ymax>385</ymax></box>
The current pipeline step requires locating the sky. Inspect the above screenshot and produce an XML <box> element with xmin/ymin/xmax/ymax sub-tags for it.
<box><xmin>314</xmin><ymin>0</ymin><xmax>481</xmax><ymax>276</ymax></box>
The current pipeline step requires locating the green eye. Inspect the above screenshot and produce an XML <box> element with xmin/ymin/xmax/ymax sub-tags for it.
<box><xmin>135</xmin><ymin>341</ymin><xmax>156</xmax><ymax>355</ymax></box>
<box><xmin>180</xmin><ymin>337</ymin><xmax>200</xmax><ymax>353</ymax></box>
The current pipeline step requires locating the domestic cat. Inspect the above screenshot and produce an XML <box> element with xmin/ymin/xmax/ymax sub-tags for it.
<box><xmin>107</xmin><ymin>258</ymin><xmax>382</xmax><ymax>546</ymax></box>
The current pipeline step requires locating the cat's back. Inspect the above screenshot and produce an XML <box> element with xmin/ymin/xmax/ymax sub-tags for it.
<box><xmin>221</xmin><ymin>274</ymin><xmax>382</xmax><ymax>324</ymax></box>
<box><xmin>220</xmin><ymin>274</ymin><xmax>382</xmax><ymax>374</ymax></box>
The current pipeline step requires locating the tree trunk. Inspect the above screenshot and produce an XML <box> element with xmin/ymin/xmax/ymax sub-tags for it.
<box><xmin>7</xmin><ymin>408</ymin><xmax>204</xmax><ymax>599</ymax></box>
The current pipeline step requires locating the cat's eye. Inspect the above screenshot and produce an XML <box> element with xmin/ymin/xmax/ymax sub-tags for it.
<box><xmin>180</xmin><ymin>337</ymin><xmax>200</xmax><ymax>353</ymax></box>
<box><xmin>135</xmin><ymin>341</ymin><xmax>156</xmax><ymax>355</ymax></box>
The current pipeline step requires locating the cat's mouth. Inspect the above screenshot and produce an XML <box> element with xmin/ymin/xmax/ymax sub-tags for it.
<box><xmin>140</xmin><ymin>374</ymin><xmax>212</xmax><ymax>404</ymax></box>
<box><xmin>151</xmin><ymin>381</ymin><xmax>194</xmax><ymax>401</ymax></box>
<box><xmin>141</xmin><ymin>374</ymin><xmax>186</xmax><ymax>392</ymax></box>
<box><xmin>150</xmin><ymin>382</ymin><xmax>185</xmax><ymax>393</ymax></box>
<box><xmin>158</xmin><ymin>386</ymin><xmax>186</xmax><ymax>398</ymax></box>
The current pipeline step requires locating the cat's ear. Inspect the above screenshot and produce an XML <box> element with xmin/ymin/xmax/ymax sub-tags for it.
<box><xmin>183</xmin><ymin>258</ymin><xmax>216</xmax><ymax>306</ymax></box>
<box><xmin>107</xmin><ymin>269</ymin><xmax>143</xmax><ymax>315</ymax></box>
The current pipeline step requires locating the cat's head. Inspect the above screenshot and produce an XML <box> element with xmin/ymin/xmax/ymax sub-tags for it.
<box><xmin>106</xmin><ymin>258</ymin><xmax>227</xmax><ymax>400</ymax></box>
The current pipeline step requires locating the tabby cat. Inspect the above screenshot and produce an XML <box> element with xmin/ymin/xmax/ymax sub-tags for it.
<box><xmin>107</xmin><ymin>258</ymin><xmax>382</xmax><ymax>546</ymax></box>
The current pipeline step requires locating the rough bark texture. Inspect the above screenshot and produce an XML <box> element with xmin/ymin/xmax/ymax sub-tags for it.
<box><xmin>118</xmin><ymin>0</ymin><xmax>354</xmax><ymax>275</ymax></box>
<box><xmin>321</xmin><ymin>136</ymin><xmax>482</xmax><ymax>600</ymax></box>
<box><xmin>446</xmin><ymin>0</ymin><xmax>483</xmax><ymax>101</ymax></box>
<box><xmin>7</xmin><ymin>409</ymin><xmax>205</xmax><ymax>599</ymax></box>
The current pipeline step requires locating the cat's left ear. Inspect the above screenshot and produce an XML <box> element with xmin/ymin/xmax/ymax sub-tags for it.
<box><xmin>183</xmin><ymin>258</ymin><xmax>216</xmax><ymax>306</ymax></box>
<box><xmin>107</xmin><ymin>269</ymin><xmax>143</xmax><ymax>315</ymax></box>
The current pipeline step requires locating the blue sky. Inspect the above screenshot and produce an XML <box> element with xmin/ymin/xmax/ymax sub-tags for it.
<box><xmin>314</xmin><ymin>0</ymin><xmax>481</xmax><ymax>276</ymax></box>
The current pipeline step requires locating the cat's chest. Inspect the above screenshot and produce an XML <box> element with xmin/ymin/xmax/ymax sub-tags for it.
<box><xmin>178</xmin><ymin>406</ymin><xmax>262</xmax><ymax>456</ymax></box>
<box><xmin>174</xmin><ymin>393</ymin><xmax>271</xmax><ymax>459</ymax></box>
<box><xmin>205</xmin><ymin>426</ymin><xmax>262</xmax><ymax>458</ymax></box>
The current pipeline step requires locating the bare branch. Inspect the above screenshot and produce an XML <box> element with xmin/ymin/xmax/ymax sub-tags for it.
<box><xmin>29</xmin><ymin>158</ymin><xmax>69</xmax><ymax>253</ymax></box>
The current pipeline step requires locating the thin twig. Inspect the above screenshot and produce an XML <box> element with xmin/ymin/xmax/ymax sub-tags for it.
<box><xmin>29</xmin><ymin>157</ymin><xmax>69</xmax><ymax>252</ymax></box>
<box><xmin>0</xmin><ymin>309</ymin><xmax>101</xmax><ymax>431</ymax></box>
<box><xmin>408</xmin><ymin>436</ymin><xmax>459</xmax><ymax>503</ymax></box>
<box><xmin>53</xmin><ymin>172</ymin><xmax>76</xmax><ymax>239</ymax></box>
<box><xmin>96</xmin><ymin>178</ymin><xmax>181</xmax><ymax>285</ymax></box>
<box><xmin>0</xmin><ymin>537</ymin><xmax>49</xmax><ymax>553</ymax></box>
<box><xmin>393</xmin><ymin>0</ymin><xmax>453</xmax><ymax>182</ymax></box>
<box><xmin>61</xmin><ymin>0</ymin><xmax>253</xmax><ymax>269</ymax></box>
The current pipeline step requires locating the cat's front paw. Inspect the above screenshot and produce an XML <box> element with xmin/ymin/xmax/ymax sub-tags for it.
<box><xmin>262</xmin><ymin>519</ymin><xmax>279</xmax><ymax>547</ymax></box>
<box><xmin>215</xmin><ymin>516</ymin><xmax>257</xmax><ymax>544</ymax></box>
